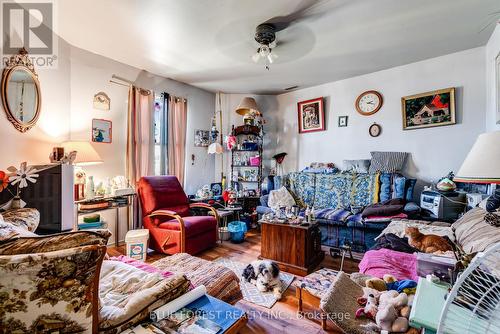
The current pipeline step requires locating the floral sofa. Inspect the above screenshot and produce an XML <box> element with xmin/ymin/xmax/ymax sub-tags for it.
<box><xmin>258</xmin><ymin>171</ymin><xmax>417</xmax><ymax>252</ymax></box>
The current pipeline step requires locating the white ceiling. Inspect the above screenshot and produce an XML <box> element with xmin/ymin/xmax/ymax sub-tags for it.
<box><xmin>57</xmin><ymin>0</ymin><xmax>500</xmax><ymax>95</ymax></box>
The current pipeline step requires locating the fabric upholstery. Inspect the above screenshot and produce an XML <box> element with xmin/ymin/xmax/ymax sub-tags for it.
<box><xmin>391</xmin><ymin>173</ymin><xmax>407</xmax><ymax>199</ymax></box>
<box><xmin>452</xmin><ymin>208</ymin><xmax>500</xmax><ymax>253</ymax></box>
<box><xmin>314</xmin><ymin>173</ymin><xmax>353</xmax><ymax>210</ymax></box>
<box><xmin>351</xmin><ymin>172</ymin><xmax>380</xmax><ymax>208</ymax></box>
<box><xmin>287</xmin><ymin>172</ymin><xmax>316</xmax><ymax>208</ymax></box>
<box><xmin>379</xmin><ymin>173</ymin><xmax>392</xmax><ymax>202</ymax></box>
<box><xmin>137</xmin><ymin>176</ymin><xmax>217</xmax><ymax>255</ymax></box>
<box><xmin>98</xmin><ymin>260</ymin><xmax>190</xmax><ymax>333</ymax></box>
<box><xmin>294</xmin><ymin>268</ymin><xmax>339</xmax><ymax>299</ymax></box>
<box><xmin>369</xmin><ymin>151</ymin><xmax>408</xmax><ymax>173</ymax></box>
<box><xmin>343</xmin><ymin>159</ymin><xmax>371</xmax><ymax>173</ymax></box>
<box><xmin>0</xmin><ymin>244</ymin><xmax>106</xmax><ymax>333</ymax></box>
<box><xmin>152</xmin><ymin>253</ymin><xmax>243</xmax><ymax>305</ymax></box>
<box><xmin>1</xmin><ymin>207</ymin><xmax>40</xmax><ymax>232</ymax></box>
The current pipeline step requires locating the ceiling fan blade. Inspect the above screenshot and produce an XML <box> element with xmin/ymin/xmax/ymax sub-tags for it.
<box><xmin>263</xmin><ymin>0</ymin><xmax>321</xmax><ymax>31</ymax></box>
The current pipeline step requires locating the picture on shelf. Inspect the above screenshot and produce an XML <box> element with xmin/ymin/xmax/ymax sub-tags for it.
<box><xmin>92</xmin><ymin>119</ymin><xmax>112</xmax><ymax>143</ymax></box>
<box><xmin>194</xmin><ymin>129</ymin><xmax>210</xmax><ymax>147</ymax></box>
<box><xmin>401</xmin><ymin>87</ymin><xmax>455</xmax><ymax>130</ymax></box>
<box><xmin>338</xmin><ymin>115</ymin><xmax>348</xmax><ymax>127</ymax></box>
<box><xmin>297</xmin><ymin>97</ymin><xmax>325</xmax><ymax>133</ymax></box>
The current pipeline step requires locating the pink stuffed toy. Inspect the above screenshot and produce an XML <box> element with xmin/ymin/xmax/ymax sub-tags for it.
<box><xmin>356</xmin><ymin>293</ymin><xmax>378</xmax><ymax>320</ymax></box>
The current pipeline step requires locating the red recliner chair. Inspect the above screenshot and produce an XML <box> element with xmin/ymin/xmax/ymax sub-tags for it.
<box><xmin>137</xmin><ymin>176</ymin><xmax>218</xmax><ymax>255</ymax></box>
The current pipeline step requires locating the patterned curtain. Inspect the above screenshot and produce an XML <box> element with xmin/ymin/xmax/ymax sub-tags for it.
<box><xmin>167</xmin><ymin>96</ymin><xmax>187</xmax><ymax>186</ymax></box>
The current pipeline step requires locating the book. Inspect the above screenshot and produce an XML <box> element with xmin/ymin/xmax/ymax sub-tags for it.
<box><xmin>126</xmin><ymin>286</ymin><xmax>245</xmax><ymax>334</ymax></box>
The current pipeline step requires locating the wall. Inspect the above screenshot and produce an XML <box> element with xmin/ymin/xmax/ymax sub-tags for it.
<box><xmin>272</xmin><ymin>47</ymin><xmax>486</xmax><ymax>189</ymax></box>
<box><xmin>486</xmin><ymin>23</ymin><xmax>500</xmax><ymax>132</ymax></box>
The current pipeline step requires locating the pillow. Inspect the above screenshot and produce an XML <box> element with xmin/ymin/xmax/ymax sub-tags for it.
<box><xmin>1</xmin><ymin>208</ymin><xmax>40</xmax><ymax>232</ymax></box>
<box><xmin>391</xmin><ymin>174</ymin><xmax>407</xmax><ymax>199</ymax></box>
<box><xmin>351</xmin><ymin>172</ymin><xmax>380</xmax><ymax>208</ymax></box>
<box><xmin>0</xmin><ymin>221</ymin><xmax>37</xmax><ymax>241</ymax></box>
<box><xmin>268</xmin><ymin>187</ymin><xmax>296</xmax><ymax>210</ymax></box>
<box><xmin>452</xmin><ymin>208</ymin><xmax>500</xmax><ymax>254</ymax></box>
<box><xmin>405</xmin><ymin>179</ymin><xmax>417</xmax><ymax>201</ymax></box>
<box><xmin>369</xmin><ymin>152</ymin><xmax>408</xmax><ymax>173</ymax></box>
<box><xmin>0</xmin><ymin>244</ymin><xmax>106</xmax><ymax>333</ymax></box>
<box><xmin>379</xmin><ymin>173</ymin><xmax>392</xmax><ymax>202</ymax></box>
<box><xmin>0</xmin><ymin>230</ymin><xmax>111</xmax><ymax>255</ymax></box>
<box><xmin>343</xmin><ymin>159</ymin><xmax>371</xmax><ymax>173</ymax></box>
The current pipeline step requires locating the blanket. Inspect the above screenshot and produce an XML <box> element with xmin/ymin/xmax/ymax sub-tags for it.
<box><xmin>371</xmin><ymin>233</ymin><xmax>418</xmax><ymax>254</ymax></box>
<box><xmin>358</xmin><ymin>248</ymin><xmax>418</xmax><ymax>281</ymax></box>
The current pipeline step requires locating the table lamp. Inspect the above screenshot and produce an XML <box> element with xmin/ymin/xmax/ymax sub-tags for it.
<box><xmin>61</xmin><ymin>141</ymin><xmax>103</xmax><ymax>165</ymax></box>
<box><xmin>454</xmin><ymin>131</ymin><xmax>500</xmax><ymax>212</ymax></box>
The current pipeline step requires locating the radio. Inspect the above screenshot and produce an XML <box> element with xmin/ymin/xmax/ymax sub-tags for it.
<box><xmin>420</xmin><ymin>190</ymin><xmax>466</xmax><ymax>221</ymax></box>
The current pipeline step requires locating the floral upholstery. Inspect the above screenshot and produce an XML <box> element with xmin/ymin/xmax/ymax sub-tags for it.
<box><xmin>1</xmin><ymin>207</ymin><xmax>40</xmax><ymax>232</ymax></box>
<box><xmin>294</xmin><ymin>268</ymin><xmax>339</xmax><ymax>299</ymax></box>
<box><xmin>313</xmin><ymin>173</ymin><xmax>354</xmax><ymax>210</ymax></box>
<box><xmin>287</xmin><ymin>172</ymin><xmax>316</xmax><ymax>208</ymax></box>
<box><xmin>98</xmin><ymin>260</ymin><xmax>190</xmax><ymax>333</ymax></box>
<box><xmin>350</xmin><ymin>172</ymin><xmax>380</xmax><ymax>208</ymax></box>
<box><xmin>0</xmin><ymin>244</ymin><xmax>106</xmax><ymax>333</ymax></box>
<box><xmin>0</xmin><ymin>220</ymin><xmax>37</xmax><ymax>241</ymax></box>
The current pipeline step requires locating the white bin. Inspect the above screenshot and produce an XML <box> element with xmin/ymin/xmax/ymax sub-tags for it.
<box><xmin>125</xmin><ymin>229</ymin><xmax>149</xmax><ymax>262</ymax></box>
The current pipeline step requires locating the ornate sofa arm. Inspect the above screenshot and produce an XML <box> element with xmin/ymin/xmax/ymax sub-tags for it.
<box><xmin>149</xmin><ymin>210</ymin><xmax>186</xmax><ymax>252</ymax></box>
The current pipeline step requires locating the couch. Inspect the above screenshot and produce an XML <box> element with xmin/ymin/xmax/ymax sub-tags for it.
<box><xmin>0</xmin><ymin>209</ymin><xmax>242</xmax><ymax>333</ymax></box>
<box><xmin>257</xmin><ymin>171</ymin><xmax>417</xmax><ymax>252</ymax></box>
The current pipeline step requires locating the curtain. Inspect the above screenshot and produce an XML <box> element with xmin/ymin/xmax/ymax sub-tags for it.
<box><xmin>167</xmin><ymin>96</ymin><xmax>187</xmax><ymax>186</ymax></box>
<box><xmin>126</xmin><ymin>86</ymin><xmax>154</xmax><ymax>184</ymax></box>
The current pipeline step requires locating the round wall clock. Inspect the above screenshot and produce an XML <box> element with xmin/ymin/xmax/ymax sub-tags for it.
<box><xmin>355</xmin><ymin>90</ymin><xmax>383</xmax><ymax>116</ymax></box>
<box><xmin>369</xmin><ymin>123</ymin><xmax>382</xmax><ymax>137</ymax></box>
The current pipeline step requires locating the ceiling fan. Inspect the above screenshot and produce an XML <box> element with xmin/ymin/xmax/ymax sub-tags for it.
<box><xmin>251</xmin><ymin>0</ymin><xmax>326</xmax><ymax>70</ymax></box>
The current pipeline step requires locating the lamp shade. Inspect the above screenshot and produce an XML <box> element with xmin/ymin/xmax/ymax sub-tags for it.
<box><xmin>61</xmin><ymin>141</ymin><xmax>103</xmax><ymax>166</ymax></box>
<box><xmin>235</xmin><ymin>97</ymin><xmax>261</xmax><ymax>116</ymax></box>
<box><xmin>454</xmin><ymin>131</ymin><xmax>500</xmax><ymax>184</ymax></box>
<box><xmin>208</xmin><ymin>142</ymin><xmax>223</xmax><ymax>154</ymax></box>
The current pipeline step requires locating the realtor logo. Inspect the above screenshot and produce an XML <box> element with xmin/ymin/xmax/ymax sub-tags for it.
<box><xmin>1</xmin><ymin>0</ymin><xmax>57</xmax><ymax>67</ymax></box>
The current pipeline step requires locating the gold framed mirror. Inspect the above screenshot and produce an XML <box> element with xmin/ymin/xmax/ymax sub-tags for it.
<box><xmin>1</xmin><ymin>48</ymin><xmax>41</xmax><ymax>132</ymax></box>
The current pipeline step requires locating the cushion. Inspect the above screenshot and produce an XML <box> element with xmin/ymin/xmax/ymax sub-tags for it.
<box><xmin>405</xmin><ymin>178</ymin><xmax>417</xmax><ymax>201</ymax></box>
<box><xmin>0</xmin><ymin>221</ymin><xmax>37</xmax><ymax>241</ymax></box>
<box><xmin>313</xmin><ymin>173</ymin><xmax>354</xmax><ymax>210</ymax></box>
<box><xmin>0</xmin><ymin>244</ymin><xmax>106</xmax><ymax>333</ymax></box>
<box><xmin>350</xmin><ymin>172</ymin><xmax>380</xmax><ymax>208</ymax></box>
<box><xmin>98</xmin><ymin>260</ymin><xmax>190</xmax><ymax>332</ymax></box>
<box><xmin>287</xmin><ymin>172</ymin><xmax>316</xmax><ymax>207</ymax></box>
<box><xmin>0</xmin><ymin>230</ymin><xmax>111</xmax><ymax>255</ymax></box>
<box><xmin>157</xmin><ymin>216</ymin><xmax>217</xmax><ymax>236</ymax></box>
<box><xmin>294</xmin><ymin>268</ymin><xmax>339</xmax><ymax>299</ymax></box>
<box><xmin>376</xmin><ymin>220</ymin><xmax>454</xmax><ymax>241</ymax></box>
<box><xmin>391</xmin><ymin>174</ymin><xmax>407</xmax><ymax>199</ymax></box>
<box><xmin>369</xmin><ymin>151</ymin><xmax>408</xmax><ymax>173</ymax></box>
<box><xmin>343</xmin><ymin>159</ymin><xmax>371</xmax><ymax>173</ymax></box>
<box><xmin>268</xmin><ymin>186</ymin><xmax>296</xmax><ymax>210</ymax></box>
<box><xmin>1</xmin><ymin>208</ymin><xmax>40</xmax><ymax>232</ymax></box>
<box><xmin>361</xmin><ymin>198</ymin><xmax>405</xmax><ymax>218</ymax></box>
<box><xmin>452</xmin><ymin>208</ymin><xmax>500</xmax><ymax>254</ymax></box>
<box><xmin>379</xmin><ymin>173</ymin><xmax>392</xmax><ymax>202</ymax></box>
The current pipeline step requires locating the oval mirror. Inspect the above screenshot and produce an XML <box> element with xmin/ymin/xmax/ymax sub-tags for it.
<box><xmin>1</xmin><ymin>49</ymin><xmax>41</xmax><ymax>132</ymax></box>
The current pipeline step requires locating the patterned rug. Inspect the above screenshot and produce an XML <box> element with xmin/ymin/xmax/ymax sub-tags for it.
<box><xmin>214</xmin><ymin>258</ymin><xmax>295</xmax><ymax>308</ymax></box>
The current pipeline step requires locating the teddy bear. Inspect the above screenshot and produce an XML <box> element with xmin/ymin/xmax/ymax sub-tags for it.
<box><xmin>376</xmin><ymin>290</ymin><xmax>410</xmax><ymax>333</ymax></box>
<box><xmin>366</xmin><ymin>274</ymin><xmax>397</xmax><ymax>291</ymax></box>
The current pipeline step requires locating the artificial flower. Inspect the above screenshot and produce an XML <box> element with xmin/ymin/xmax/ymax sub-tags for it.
<box><xmin>0</xmin><ymin>171</ymin><xmax>8</xmax><ymax>192</ymax></box>
<box><xmin>8</xmin><ymin>162</ymin><xmax>39</xmax><ymax>189</ymax></box>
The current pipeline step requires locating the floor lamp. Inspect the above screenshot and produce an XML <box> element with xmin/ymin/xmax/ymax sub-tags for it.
<box><xmin>208</xmin><ymin>92</ymin><xmax>226</xmax><ymax>190</ymax></box>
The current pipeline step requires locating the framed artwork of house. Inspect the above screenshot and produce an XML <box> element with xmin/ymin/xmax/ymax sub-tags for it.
<box><xmin>297</xmin><ymin>97</ymin><xmax>325</xmax><ymax>133</ymax></box>
<box><xmin>401</xmin><ymin>87</ymin><xmax>456</xmax><ymax>130</ymax></box>
<box><xmin>92</xmin><ymin>118</ymin><xmax>112</xmax><ymax>143</ymax></box>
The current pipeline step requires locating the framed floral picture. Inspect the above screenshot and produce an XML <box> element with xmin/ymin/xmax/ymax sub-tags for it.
<box><xmin>92</xmin><ymin>119</ymin><xmax>112</xmax><ymax>143</ymax></box>
<box><xmin>297</xmin><ymin>97</ymin><xmax>325</xmax><ymax>133</ymax></box>
<box><xmin>401</xmin><ymin>87</ymin><xmax>456</xmax><ymax>130</ymax></box>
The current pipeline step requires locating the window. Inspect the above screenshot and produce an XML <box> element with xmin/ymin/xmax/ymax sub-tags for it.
<box><xmin>153</xmin><ymin>92</ymin><xmax>168</xmax><ymax>175</ymax></box>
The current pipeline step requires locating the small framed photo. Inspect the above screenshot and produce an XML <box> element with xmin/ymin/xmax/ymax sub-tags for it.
<box><xmin>297</xmin><ymin>97</ymin><xmax>325</xmax><ymax>133</ymax></box>
<box><xmin>338</xmin><ymin>115</ymin><xmax>348</xmax><ymax>127</ymax></box>
<box><xmin>194</xmin><ymin>129</ymin><xmax>210</xmax><ymax>147</ymax></box>
<box><xmin>92</xmin><ymin>119</ymin><xmax>112</xmax><ymax>143</ymax></box>
<box><xmin>401</xmin><ymin>87</ymin><xmax>456</xmax><ymax>130</ymax></box>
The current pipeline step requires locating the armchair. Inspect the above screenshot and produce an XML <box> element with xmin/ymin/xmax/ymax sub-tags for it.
<box><xmin>137</xmin><ymin>176</ymin><xmax>219</xmax><ymax>255</ymax></box>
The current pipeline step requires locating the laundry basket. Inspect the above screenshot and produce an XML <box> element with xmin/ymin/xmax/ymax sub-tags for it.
<box><xmin>227</xmin><ymin>221</ymin><xmax>247</xmax><ymax>243</ymax></box>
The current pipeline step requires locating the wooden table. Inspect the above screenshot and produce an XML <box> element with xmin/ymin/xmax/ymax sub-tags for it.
<box><xmin>259</xmin><ymin>220</ymin><xmax>324</xmax><ymax>276</ymax></box>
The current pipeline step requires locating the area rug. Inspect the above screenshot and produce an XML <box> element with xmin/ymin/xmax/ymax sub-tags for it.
<box><xmin>214</xmin><ymin>258</ymin><xmax>294</xmax><ymax>308</ymax></box>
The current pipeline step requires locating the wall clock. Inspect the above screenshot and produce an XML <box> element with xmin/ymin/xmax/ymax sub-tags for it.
<box><xmin>356</xmin><ymin>90</ymin><xmax>383</xmax><ymax>116</ymax></box>
<box><xmin>369</xmin><ymin>123</ymin><xmax>382</xmax><ymax>137</ymax></box>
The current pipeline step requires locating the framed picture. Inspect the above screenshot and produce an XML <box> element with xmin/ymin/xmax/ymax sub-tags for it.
<box><xmin>93</xmin><ymin>92</ymin><xmax>110</xmax><ymax>111</ymax></box>
<box><xmin>194</xmin><ymin>129</ymin><xmax>210</xmax><ymax>147</ymax></box>
<box><xmin>92</xmin><ymin>119</ymin><xmax>112</xmax><ymax>143</ymax></box>
<box><xmin>338</xmin><ymin>115</ymin><xmax>348</xmax><ymax>127</ymax></box>
<box><xmin>401</xmin><ymin>87</ymin><xmax>455</xmax><ymax>130</ymax></box>
<box><xmin>297</xmin><ymin>97</ymin><xmax>325</xmax><ymax>133</ymax></box>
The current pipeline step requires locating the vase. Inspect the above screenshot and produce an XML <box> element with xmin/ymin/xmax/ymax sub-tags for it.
<box><xmin>86</xmin><ymin>176</ymin><xmax>95</xmax><ymax>199</ymax></box>
<box><xmin>11</xmin><ymin>196</ymin><xmax>22</xmax><ymax>209</ymax></box>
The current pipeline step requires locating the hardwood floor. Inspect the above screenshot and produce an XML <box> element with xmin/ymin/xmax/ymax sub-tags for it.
<box><xmin>108</xmin><ymin>230</ymin><xmax>360</xmax><ymax>334</ymax></box>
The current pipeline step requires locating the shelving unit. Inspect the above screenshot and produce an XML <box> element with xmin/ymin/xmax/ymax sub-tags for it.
<box><xmin>230</xmin><ymin>124</ymin><xmax>263</xmax><ymax>196</ymax></box>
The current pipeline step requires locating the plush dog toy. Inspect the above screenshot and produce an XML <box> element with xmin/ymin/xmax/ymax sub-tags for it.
<box><xmin>356</xmin><ymin>293</ymin><xmax>378</xmax><ymax>320</ymax></box>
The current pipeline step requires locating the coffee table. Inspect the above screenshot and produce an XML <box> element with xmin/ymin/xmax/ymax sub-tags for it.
<box><xmin>259</xmin><ymin>219</ymin><xmax>324</xmax><ymax>276</ymax></box>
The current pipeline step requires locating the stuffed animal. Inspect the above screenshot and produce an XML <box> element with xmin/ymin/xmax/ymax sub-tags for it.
<box><xmin>355</xmin><ymin>293</ymin><xmax>378</xmax><ymax>320</ymax></box>
<box><xmin>366</xmin><ymin>274</ymin><xmax>397</xmax><ymax>291</ymax></box>
<box><xmin>376</xmin><ymin>291</ymin><xmax>410</xmax><ymax>333</ymax></box>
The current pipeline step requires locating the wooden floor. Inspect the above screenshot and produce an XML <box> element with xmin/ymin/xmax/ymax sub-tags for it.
<box><xmin>108</xmin><ymin>230</ymin><xmax>360</xmax><ymax>334</ymax></box>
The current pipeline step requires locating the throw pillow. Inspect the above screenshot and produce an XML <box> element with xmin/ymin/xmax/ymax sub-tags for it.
<box><xmin>343</xmin><ymin>159</ymin><xmax>371</xmax><ymax>173</ymax></box>
<box><xmin>452</xmin><ymin>208</ymin><xmax>500</xmax><ymax>253</ymax></box>
<box><xmin>268</xmin><ymin>187</ymin><xmax>296</xmax><ymax>210</ymax></box>
<box><xmin>379</xmin><ymin>173</ymin><xmax>392</xmax><ymax>202</ymax></box>
<box><xmin>369</xmin><ymin>151</ymin><xmax>408</xmax><ymax>173</ymax></box>
<box><xmin>391</xmin><ymin>174</ymin><xmax>407</xmax><ymax>199</ymax></box>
